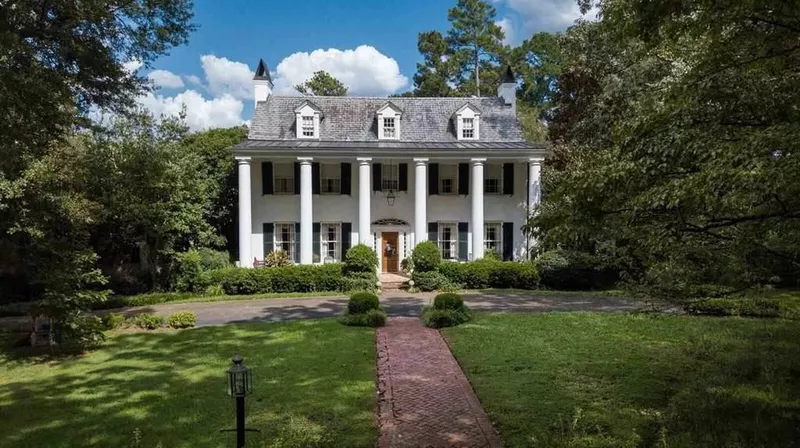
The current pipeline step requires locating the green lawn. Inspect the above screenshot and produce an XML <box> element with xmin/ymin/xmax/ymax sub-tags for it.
<box><xmin>0</xmin><ymin>320</ymin><xmax>376</xmax><ymax>447</ymax></box>
<box><xmin>442</xmin><ymin>313</ymin><xmax>800</xmax><ymax>448</ymax></box>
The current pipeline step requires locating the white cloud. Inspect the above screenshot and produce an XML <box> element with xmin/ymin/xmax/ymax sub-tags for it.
<box><xmin>123</xmin><ymin>59</ymin><xmax>143</xmax><ymax>74</ymax></box>
<box><xmin>147</xmin><ymin>69</ymin><xmax>185</xmax><ymax>89</ymax></box>
<box><xmin>185</xmin><ymin>74</ymin><xmax>203</xmax><ymax>86</ymax></box>
<box><xmin>138</xmin><ymin>90</ymin><xmax>245</xmax><ymax>131</ymax></box>
<box><xmin>273</xmin><ymin>45</ymin><xmax>408</xmax><ymax>96</ymax></box>
<box><xmin>496</xmin><ymin>17</ymin><xmax>515</xmax><ymax>45</ymax></box>
<box><xmin>200</xmin><ymin>55</ymin><xmax>253</xmax><ymax>100</ymax></box>
<box><xmin>499</xmin><ymin>0</ymin><xmax>597</xmax><ymax>36</ymax></box>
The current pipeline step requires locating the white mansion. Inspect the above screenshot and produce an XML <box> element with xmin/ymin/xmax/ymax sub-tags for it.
<box><xmin>232</xmin><ymin>60</ymin><xmax>547</xmax><ymax>273</ymax></box>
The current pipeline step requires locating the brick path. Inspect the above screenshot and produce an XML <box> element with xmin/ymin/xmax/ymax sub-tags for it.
<box><xmin>377</xmin><ymin>317</ymin><xmax>503</xmax><ymax>448</ymax></box>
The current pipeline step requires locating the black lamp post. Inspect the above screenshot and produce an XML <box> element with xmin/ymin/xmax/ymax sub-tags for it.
<box><xmin>226</xmin><ymin>354</ymin><xmax>253</xmax><ymax>448</ymax></box>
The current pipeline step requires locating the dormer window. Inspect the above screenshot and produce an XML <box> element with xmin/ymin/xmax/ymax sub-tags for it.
<box><xmin>294</xmin><ymin>100</ymin><xmax>322</xmax><ymax>139</ymax></box>
<box><xmin>454</xmin><ymin>103</ymin><xmax>481</xmax><ymax>140</ymax></box>
<box><xmin>377</xmin><ymin>101</ymin><xmax>402</xmax><ymax>140</ymax></box>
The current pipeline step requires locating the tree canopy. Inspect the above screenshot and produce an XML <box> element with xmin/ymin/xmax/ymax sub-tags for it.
<box><xmin>294</xmin><ymin>71</ymin><xmax>349</xmax><ymax>96</ymax></box>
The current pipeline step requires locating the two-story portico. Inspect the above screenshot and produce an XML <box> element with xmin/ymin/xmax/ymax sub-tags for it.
<box><xmin>232</xmin><ymin>60</ymin><xmax>547</xmax><ymax>272</ymax></box>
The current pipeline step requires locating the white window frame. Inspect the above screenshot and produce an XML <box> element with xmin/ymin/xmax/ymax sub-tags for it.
<box><xmin>273</xmin><ymin>163</ymin><xmax>294</xmax><ymax>194</ymax></box>
<box><xmin>377</xmin><ymin>104</ymin><xmax>401</xmax><ymax>139</ymax></box>
<box><xmin>381</xmin><ymin>163</ymin><xmax>399</xmax><ymax>192</ymax></box>
<box><xmin>484</xmin><ymin>222</ymin><xmax>502</xmax><ymax>257</ymax></box>
<box><xmin>462</xmin><ymin>117</ymin><xmax>475</xmax><ymax>139</ymax></box>
<box><xmin>455</xmin><ymin>106</ymin><xmax>480</xmax><ymax>140</ymax></box>
<box><xmin>439</xmin><ymin>164</ymin><xmax>458</xmax><ymax>195</ymax></box>
<box><xmin>438</xmin><ymin>222</ymin><xmax>458</xmax><ymax>261</ymax></box>
<box><xmin>320</xmin><ymin>163</ymin><xmax>341</xmax><ymax>194</ymax></box>
<box><xmin>295</xmin><ymin>103</ymin><xmax>320</xmax><ymax>139</ymax></box>
<box><xmin>321</xmin><ymin>223</ymin><xmax>341</xmax><ymax>262</ymax></box>
<box><xmin>275</xmin><ymin>223</ymin><xmax>296</xmax><ymax>261</ymax></box>
<box><xmin>383</xmin><ymin>117</ymin><xmax>396</xmax><ymax>138</ymax></box>
<box><xmin>485</xmin><ymin>164</ymin><xmax>502</xmax><ymax>195</ymax></box>
<box><xmin>301</xmin><ymin>115</ymin><xmax>315</xmax><ymax>137</ymax></box>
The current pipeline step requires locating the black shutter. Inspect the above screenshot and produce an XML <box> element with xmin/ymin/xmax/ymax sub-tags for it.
<box><xmin>428</xmin><ymin>222</ymin><xmax>438</xmax><ymax>244</ymax></box>
<box><xmin>502</xmin><ymin>222</ymin><xmax>514</xmax><ymax>261</ymax></box>
<box><xmin>313</xmin><ymin>222</ymin><xmax>321</xmax><ymax>261</ymax></box>
<box><xmin>293</xmin><ymin>223</ymin><xmax>301</xmax><ymax>263</ymax></box>
<box><xmin>262</xmin><ymin>162</ymin><xmax>273</xmax><ymax>195</ymax></box>
<box><xmin>293</xmin><ymin>162</ymin><xmax>301</xmax><ymax>195</ymax></box>
<box><xmin>398</xmin><ymin>163</ymin><xmax>408</xmax><ymax>192</ymax></box>
<box><xmin>429</xmin><ymin>163</ymin><xmax>439</xmax><ymax>195</ymax></box>
<box><xmin>503</xmin><ymin>163</ymin><xmax>514</xmax><ymax>195</ymax></box>
<box><xmin>458</xmin><ymin>222</ymin><xmax>469</xmax><ymax>261</ymax></box>
<box><xmin>341</xmin><ymin>162</ymin><xmax>351</xmax><ymax>195</ymax></box>
<box><xmin>458</xmin><ymin>163</ymin><xmax>470</xmax><ymax>195</ymax></box>
<box><xmin>312</xmin><ymin>162</ymin><xmax>321</xmax><ymax>195</ymax></box>
<box><xmin>373</xmin><ymin>163</ymin><xmax>382</xmax><ymax>191</ymax></box>
<box><xmin>263</xmin><ymin>223</ymin><xmax>274</xmax><ymax>257</ymax></box>
<box><xmin>342</xmin><ymin>222</ymin><xmax>352</xmax><ymax>252</ymax></box>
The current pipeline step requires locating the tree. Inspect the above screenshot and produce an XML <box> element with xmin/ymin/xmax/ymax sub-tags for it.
<box><xmin>412</xmin><ymin>31</ymin><xmax>458</xmax><ymax>97</ymax></box>
<box><xmin>531</xmin><ymin>0</ymin><xmax>800</xmax><ymax>300</ymax></box>
<box><xmin>294</xmin><ymin>71</ymin><xmax>348</xmax><ymax>96</ymax></box>
<box><xmin>446</xmin><ymin>0</ymin><xmax>505</xmax><ymax>96</ymax></box>
<box><xmin>0</xmin><ymin>0</ymin><xmax>195</xmax><ymax>347</ymax></box>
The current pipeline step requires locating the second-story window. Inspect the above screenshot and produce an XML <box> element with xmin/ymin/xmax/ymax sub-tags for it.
<box><xmin>382</xmin><ymin>163</ymin><xmax>399</xmax><ymax>191</ymax></box>
<box><xmin>301</xmin><ymin>116</ymin><xmax>315</xmax><ymax>137</ymax></box>
<box><xmin>462</xmin><ymin>118</ymin><xmax>475</xmax><ymax>139</ymax></box>
<box><xmin>274</xmin><ymin>163</ymin><xmax>294</xmax><ymax>194</ymax></box>
<box><xmin>383</xmin><ymin>117</ymin><xmax>396</xmax><ymax>138</ymax></box>
<box><xmin>320</xmin><ymin>163</ymin><xmax>341</xmax><ymax>194</ymax></box>
<box><xmin>485</xmin><ymin>164</ymin><xmax>502</xmax><ymax>194</ymax></box>
<box><xmin>440</xmin><ymin>164</ymin><xmax>458</xmax><ymax>194</ymax></box>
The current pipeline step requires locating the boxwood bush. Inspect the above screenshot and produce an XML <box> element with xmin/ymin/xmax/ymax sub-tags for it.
<box><xmin>344</xmin><ymin>244</ymin><xmax>378</xmax><ymax>274</ymax></box>
<box><xmin>347</xmin><ymin>292</ymin><xmax>380</xmax><ymax>314</ymax></box>
<box><xmin>411</xmin><ymin>241</ymin><xmax>441</xmax><ymax>273</ymax></box>
<box><xmin>200</xmin><ymin>264</ymin><xmax>347</xmax><ymax>295</ymax></box>
<box><xmin>421</xmin><ymin>292</ymin><xmax>471</xmax><ymax>328</ymax></box>
<box><xmin>341</xmin><ymin>292</ymin><xmax>386</xmax><ymax>327</ymax></box>
<box><xmin>413</xmin><ymin>271</ymin><xmax>448</xmax><ymax>292</ymax></box>
<box><xmin>436</xmin><ymin>260</ymin><xmax>539</xmax><ymax>290</ymax></box>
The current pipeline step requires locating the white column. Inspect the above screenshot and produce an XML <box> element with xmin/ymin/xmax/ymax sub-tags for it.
<box><xmin>414</xmin><ymin>158</ymin><xmax>428</xmax><ymax>246</ymax></box>
<box><xmin>298</xmin><ymin>157</ymin><xmax>313</xmax><ymax>265</ymax></box>
<box><xmin>528</xmin><ymin>158</ymin><xmax>543</xmax><ymax>213</ymax></box>
<box><xmin>357</xmin><ymin>158</ymin><xmax>372</xmax><ymax>245</ymax></box>
<box><xmin>471</xmin><ymin>158</ymin><xmax>486</xmax><ymax>260</ymax></box>
<box><xmin>237</xmin><ymin>157</ymin><xmax>253</xmax><ymax>267</ymax></box>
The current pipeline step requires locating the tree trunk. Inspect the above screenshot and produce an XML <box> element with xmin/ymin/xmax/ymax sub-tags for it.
<box><xmin>475</xmin><ymin>46</ymin><xmax>481</xmax><ymax>96</ymax></box>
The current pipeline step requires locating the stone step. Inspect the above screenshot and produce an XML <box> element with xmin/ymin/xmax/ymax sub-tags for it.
<box><xmin>381</xmin><ymin>281</ymin><xmax>407</xmax><ymax>291</ymax></box>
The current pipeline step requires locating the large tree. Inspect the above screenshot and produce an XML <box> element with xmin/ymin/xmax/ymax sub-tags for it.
<box><xmin>532</xmin><ymin>0</ymin><xmax>800</xmax><ymax>299</ymax></box>
<box><xmin>294</xmin><ymin>71</ymin><xmax>348</xmax><ymax>96</ymax></box>
<box><xmin>0</xmin><ymin>0</ymin><xmax>195</xmax><ymax>346</ymax></box>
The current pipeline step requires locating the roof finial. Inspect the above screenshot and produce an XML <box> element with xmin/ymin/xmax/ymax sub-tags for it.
<box><xmin>253</xmin><ymin>59</ymin><xmax>272</xmax><ymax>82</ymax></box>
<box><xmin>501</xmin><ymin>65</ymin><xmax>515</xmax><ymax>84</ymax></box>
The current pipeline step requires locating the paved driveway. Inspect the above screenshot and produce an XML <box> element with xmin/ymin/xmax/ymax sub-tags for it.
<box><xmin>0</xmin><ymin>291</ymin><xmax>639</xmax><ymax>330</ymax></box>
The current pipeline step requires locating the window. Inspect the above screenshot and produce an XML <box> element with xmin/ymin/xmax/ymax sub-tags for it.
<box><xmin>301</xmin><ymin>115</ymin><xmax>315</xmax><ymax>137</ymax></box>
<box><xmin>462</xmin><ymin>118</ymin><xmax>475</xmax><ymax>139</ymax></box>
<box><xmin>320</xmin><ymin>163</ymin><xmax>341</xmax><ymax>194</ymax></box>
<box><xmin>275</xmin><ymin>223</ymin><xmax>296</xmax><ymax>261</ymax></box>
<box><xmin>321</xmin><ymin>223</ymin><xmax>341</xmax><ymax>261</ymax></box>
<box><xmin>485</xmin><ymin>223</ymin><xmax>502</xmax><ymax>257</ymax></box>
<box><xmin>438</xmin><ymin>223</ymin><xmax>458</xmax><ymax>260</ymax></box>
<box><xmin>383</xmin><ymin>117</ymin><xmax>396</xmax><ymax>138</ymax></box>
<box><xmin>439</xmin><ymin>164</ymin><xmax>458</xmax><ymax>195</ymax></box>
<box><xmin>381</xmin><ymin>163</ymin><xmax>399</xmax><ymax>191</ymax></box>
<box><xmin>485</xmin><ymin>164</ymin><xmax>502</xmax><ymax>194</ymax></box>
<box><xmin>274</xmin><ymin>163</ymin><xmax>294</xmax><ymax>194</ymax></box>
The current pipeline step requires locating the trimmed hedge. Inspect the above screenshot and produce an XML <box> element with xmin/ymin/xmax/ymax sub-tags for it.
<box><xmin>201</xmin><ymin>264</ymin><xmax>346</xmax><ymax>295</ymax></box>
<box><xmin>412</xmin><ymin>241</ymin><xmax>441</xmax><ymax>273</ymax></box>
<box><xmin>348</xmin><ymin>292</ymin><xmax>380</xmax><ymax>314</ymax></box>
<box><xmin>341</xmin><ymin>292</ymin><xmax>386</xmax><ymax>327</ymax></box>
<box><xmin>413</xmin><ymin>271</ymin><xmax>448</xmax><ymax>292</ymax></box>
<box><xmin>422</xmin><ymin>292</ymin><xmax>471</xmax><ymax>328</ymax></box>
<box><xmin>436</xmin><ymin>260</ymin><xmax>540</xmax><ymax>290</ymax></box>
<box><xmin>433</xmin><ymin>292</ymin><xmax>466</xmax><ymax>311</ymax></box>
<box><xmin>344</xmin><ymin>244</ymin><xmax>379</xmax><ymax>274</ymax></box>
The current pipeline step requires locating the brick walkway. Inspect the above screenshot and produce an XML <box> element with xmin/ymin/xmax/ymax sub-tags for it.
<box><xmin>377</xmin><ymin>317</ymin><xmax>503</xmax><ymax>448</ymax></box>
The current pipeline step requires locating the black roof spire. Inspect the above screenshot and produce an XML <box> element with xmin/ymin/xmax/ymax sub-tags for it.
<box><xmin>501</xmin><ymin>65</ymin><xmax>515</xmax><ymax>84</ymax></box>
<box><xmin>253</xmin><ymin>59</ymin><xmax>272</xmax><ymax>82</ymax></box>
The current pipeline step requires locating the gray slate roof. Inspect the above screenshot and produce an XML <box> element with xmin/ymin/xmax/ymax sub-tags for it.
<box><xmin>247</xmin><ymin>96</ymin><xmax>527</xmax><ymax>143</ymax></box>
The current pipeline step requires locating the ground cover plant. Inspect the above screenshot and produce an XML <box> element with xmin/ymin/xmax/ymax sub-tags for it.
<box><xmin>0</xmin><ymin>319</ymin><xmax>377</xmax><ymax>447</ymax></box>
<box><xmin>442</xmin><ymin>313</ymin><xmax>800</xmax><ymax>447</ymax></box>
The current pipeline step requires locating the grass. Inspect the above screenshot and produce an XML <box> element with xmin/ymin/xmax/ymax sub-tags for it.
<box><xmin>442</xmin><ymin>313</ymin><xmax>800</xmax><ymax>448</ymax></box>
<box><xmin>0</xmin><ymin>319</ymin><xmax>376</xmax><ymax>447</ymax></box>
<box><xmin>686</xmin><ymin>289</ymin><xmax>800</xmax><ymax>320</ymax></box>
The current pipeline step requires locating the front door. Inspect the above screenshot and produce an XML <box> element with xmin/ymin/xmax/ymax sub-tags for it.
<box><xmin>382</xmin><ymin>232</ymin><xmax>399</xmax><ymax>273</ymax></box>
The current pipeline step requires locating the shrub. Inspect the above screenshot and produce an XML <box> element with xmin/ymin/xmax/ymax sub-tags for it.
<box><xmin>204</xmin><ymin>284</ymin><xmax>225</xmax><ymax>296</ymax></box>
<box><xmin>270</xmin><ymin>265</ymin><xmax>315</xmax><ymax>293</ymax></box>
<box><xmin>172</xmin><ymin>248</ymin><xmax>230</xmax><ymax>292</ymax></box>
<box><xmin>400</xmin><ymin>257</ymin><xmax>414</xmax><ymax>274</ymax></box>
<box><xmin>264</xmin><ymin>250</ymin><xmax>292</xmax><ymax>267</ymax></box>
<box><xmin>686</xmin><ymin>298</ymin><xmax>784</xmax><ymax>318</ymax></box>
<box><xmin>489</xmin><ymin>262</ymin><xmax>540</xmax><ymax>289</ymax></box>
<box><xmin>128</xmin><ymin>314</ymin><xmax>164</xmax><ymax>330</ymax></box>
<box><xmin>344</xmin><ymin>244</ymin><xmax>378</xmax><ymax>274</ymax></box>
<box><xmin>536</xmin><ymin>249</ymin><xmax>618</xmax><ymax>290</ymax></box>
<box><xmin>348</xmin><ymin>292</ymin><xmax>380</xmax><ymax>314</ymax></box>
<box><xmin>167</xmin><ymin>311</ymin><xmax>197</xmax><ymax>328</ymax></box>
<box><xmin>341</xmin><ymin>271</ymin><xmax>379</xmax><ymax>292</ymax></box>
<box><xmin>207</xmin><ymin>267</ymin><xmax>260</xmax><ymax>295</ymax></box>
<box><xmin>315</xmin><ymin>263</ymin><xmax>345</xmax><ymax>291</ymax></box>
<box><xmin>102</xmin><ymin>312</ymin><xmax>125</xmax><ymax>330</ymax></box>
<box><xmin>413</xmin><ymin>271</ymin><xmax>447</xmax><ymax>292</ymax></box>
<box><xmin>341</xmin><ymin>309</ymin><xmax>387</xmax><ymax>327</ymax></box>
<box><xmin>433</xmin><ymin>292</ymin><xmax>466</xmax><ymax>311</ymax></box>
<box><xmin>411</xmin><ymin>241</ymin><xmax>441</xmax><ymax>273</ymax></box>
<box><xmin>461</xmin><ymin>259</ymin><xmax>494</xmax><ymax>289</ymax></box>
<box><xmin>421</xmin><ymin>307</ymin><xmax>471</xmax><ymax>328</ymax></box>
<box><xmin>437</xmin><ymin>262</ymin><xmax>467</xmax><ymax>285</ymax></box>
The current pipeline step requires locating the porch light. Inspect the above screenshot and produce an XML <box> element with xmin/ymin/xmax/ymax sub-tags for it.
<box><xmin>386</xmin><ymin>190</ymin><xmax>397</xmax><ymax>207</ymax></box>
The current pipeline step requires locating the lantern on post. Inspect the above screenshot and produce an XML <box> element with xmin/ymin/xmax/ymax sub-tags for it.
<box><xmin>386</xmin><ymin>189</ymin><xmax>396</xmax><ymax>207</ymax></box>
<box><xmin>224</xmin><ymin>354</ymin><xmax>255</xmax><ymax>448</ymax></box>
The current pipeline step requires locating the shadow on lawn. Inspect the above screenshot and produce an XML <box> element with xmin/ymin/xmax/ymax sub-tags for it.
<box><xmin>0</xmin><ymin>321</ymin><xmax>376</xmax><ymax>447</ymax></box>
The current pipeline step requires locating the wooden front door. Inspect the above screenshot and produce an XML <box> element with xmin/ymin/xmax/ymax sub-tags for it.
<box><xmin>382</xmin><ymin>232</ymin><xmax>399</xmax><ymax>273</ymax></box>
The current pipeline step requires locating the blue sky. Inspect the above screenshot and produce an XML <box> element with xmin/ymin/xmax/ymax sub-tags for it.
<box><xmin>133</xmin><ymin>0</ymin><xmax>589</xmax><ymax>130</ymax></box>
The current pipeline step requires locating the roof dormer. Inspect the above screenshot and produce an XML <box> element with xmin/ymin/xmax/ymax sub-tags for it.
<box><xmin>453</xmin><ymin>103</ymin><xmax>481</xmax><ymax>140</ymax></box>
<box><xmin>294</xmin><ymin>100</ymin><xmax>323</xmax><ymax>139</ymax></box>
<box><xmin>376</xmin><ymin>101</ymin><xmax>403</xmax><ymax>140</ymax></box>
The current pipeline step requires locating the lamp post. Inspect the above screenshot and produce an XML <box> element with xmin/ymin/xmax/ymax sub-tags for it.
<box><xmin>226</xmin><ymin>354</ymin><xmax>253</xmax><ymax>448</ymax></box>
